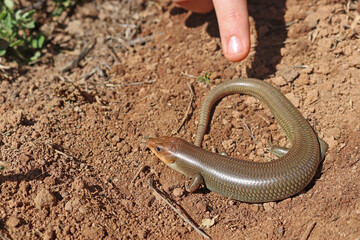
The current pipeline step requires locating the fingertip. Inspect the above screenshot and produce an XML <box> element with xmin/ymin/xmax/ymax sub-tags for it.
<box><xmin>213</xmin><ymin>0</ymin><xmax>250</xmax><ymax>62</ymax></box>
<box><xmin>224</xmin><ymin>35</ymin><xmax>250</xmax><ymax>62</ymax></box>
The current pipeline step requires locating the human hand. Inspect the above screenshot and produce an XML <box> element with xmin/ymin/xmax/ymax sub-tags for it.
<box><xmin>173</xmin><ymin>0</ymin><xmax>250</xmax><ymax>62</ymax></box>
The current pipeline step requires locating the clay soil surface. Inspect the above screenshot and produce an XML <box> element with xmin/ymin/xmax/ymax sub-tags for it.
<box><xmin>0</xmin><ymin>0</ymin><xmax>360</xmax><ymax>239</ymax></box>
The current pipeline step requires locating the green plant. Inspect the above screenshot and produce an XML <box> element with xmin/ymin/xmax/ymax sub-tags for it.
<box><xmin>52</xmin><ymin>0</ymin><xmax>76</xmax><ymax>16</ymax></box>
<box><xmin>0</xmin><ymin>0</ymin><xmax>44</xmax><ymax>62</ymax></box>
<box><xmin>197</xmin><ymin>72</ymin><xmax>212</xmax><ymax>83</ymax></box>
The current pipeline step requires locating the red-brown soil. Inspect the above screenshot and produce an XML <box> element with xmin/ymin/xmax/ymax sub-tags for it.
<box><xmin>0</xmin><ymin>0</ymin><xmax>359</xmax><ymax>239</ymax></box>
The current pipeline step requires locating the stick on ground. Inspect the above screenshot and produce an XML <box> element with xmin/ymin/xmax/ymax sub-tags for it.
<box><xmin>122</xmin><ymin>80</ymin><xmax>156</xmax><ymax>87</ymax></box>
<box><xmin>61</xmin><ymin>39</ymin><xmax>97</xmax><ymax>73</ymax></box>
<box><xmin>300</xmin><ymin>221</ymin><xmax>316</xmax><ymax>240</ymax></box>
<box><xmin>108</xmin><ymin>46</ymin><xmax>122</xmax><ymax>63</ymax></box>
<box><xmin>172</xmin><ymin>82</ymin><xmax>194</xmax><ymax>135</ymax></box>
<box><xmin>148</xmin><ymin>178</ymin><xmax>210</xmax><ymax>239</ymax></box>
<box><xmin>241</xmin><ymin>118</ymin><xmax>258</xmax><ymax>144</ymax></box>
<box><xmin>129</xmin><ymin>165</ymin><xmax>145</xmax><ymax>188</ymax></box>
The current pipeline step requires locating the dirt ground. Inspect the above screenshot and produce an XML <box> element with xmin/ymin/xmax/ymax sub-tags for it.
<box><xmin>0</xmin><ymin>0</ymin><xmax>359</xmax><ymax>239</ymax></box>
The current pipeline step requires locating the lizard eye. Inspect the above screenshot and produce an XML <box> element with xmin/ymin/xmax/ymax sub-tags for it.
<box><xmin>155</xmin><ymin>147</ymin><xmax>161</xmax><ymax>152</ymax></box>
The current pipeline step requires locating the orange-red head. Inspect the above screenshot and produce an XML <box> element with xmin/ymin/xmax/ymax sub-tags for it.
<box><xmin>147</xmin><ymin>137</ymin><xmax>202</xmax><ymax>178</ymax></box>
<box><xmin>147</xmin><ymin>137</ymin><xmax>182</xmax><ymax>165</ymax></box>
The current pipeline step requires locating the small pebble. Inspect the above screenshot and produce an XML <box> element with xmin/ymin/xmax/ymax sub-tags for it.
<box><xmin>271</xmin><ymin>76</ymin><xmax>287</xmax><ymax>87</ymax></box>
<box><xmin>78</xmin><ymin>206</ymin><xmax>87</xmax><ymax>214</ymax></box>
<box><xmin>34</xmin><ymin>188</ymin><xmax>57</xmax><ymax>209</ymax></box>
<box><xmin>327</xmin><ymin>127</ymin><xmax>340</xmax><ymax>140</ymax></box>
<box><xmin>72</xmin><ymin>178</ymin><xmax>87</xmax><ymax>191</ymax></box>
<box><xmin>6</xmin><ymin>216</ymin><xmax>21</xmax><ymax>228</ymax></box>
<box><xmin>324</xmin><ymin>136</ymin><xmax>337</xmax><ymax>150</ymax></box>
<box><xmin>269</xmin><ymin>124</ymin><xmax>278</xmax><ymax>131</ymax></box>
<box><xmin>263</xmin><ymin>202</ymin><xmax>276</xmax><ymax>212</ymax></box>
<box><xmin>195</xmin><ymin>202</ymin><xmax>207</xmax><ymax>213</ymax></box>
<box><xmin>222</xmin><ymin>139</ymin><xmax>235</xmax><ymax>150</ymax></box>
<box><xmin>64</xmin><ymin>201</ymin><xmax>73</xmax><ymax>211</ymax></box>
<box><xmin>232</xmin><ymin>110</ymin><xmax>242</xmax><ymax>119</ymax></box>
<box><xmin>285</xmin><ymin>93</ymin><xmax>300</xmax><ymax>108</ymax></box>
<box><xmin>279</xmin><ymin>68</ymin><xmax>299</xmax><ymax>83</ymax></box>
<box><xmin>293</xmin><ymin>74</ymin><xmax>310</xmax><ymax>86</ymax></box>
<box><xmin>173</xmin><ymin>188</ymin><xmax>184</xmax><ymax>197</ymax></box>
<box><xmin>304</xmin><ymin>89</ymin><xmax>318</xmax><ymax>105</ymax></box>
<box><xmin>44</xmin><ymin>229</ymin><xmax>55</xmax><ymax>240</ymax></box>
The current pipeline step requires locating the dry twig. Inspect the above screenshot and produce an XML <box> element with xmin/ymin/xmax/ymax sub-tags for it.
<box><xmin>172</xmin><ymin>82</ymin><xmax>194</xmax><ymax>135</ymax></box>
<box><xmin>300</xmin><ymin>222</ymin><xmax>316</xmax><ymax>240</ymax></box>
<box><xmin>48</xmin><ymin>144</ymin><xmax>75</xmax><ymax>160</ymax></box>
<box><xmin>108</xmin><ymin>46</ymin><xmax>122</xmax><ymax>63</ymax></box>
<box><xmin>241</xmin><ymin>118</ymin><xmax>258</xmax><ymax>144</ymax></box>
<box><xmin>127</xmin><ymin>36</ymin><xmax>153</xmax><ymax>45</ymax></box>
<box><xmin>129</xmin><ymin>165</ymin><xmax>145</xmax><ymax>187</ymax></box>
<box><xmin>61</xmin><ymin>39</ymin><xmax>97</xmax><ymax>73</ymax></box>
<box><xmin>115</xmin><ymin>37</ymin><xmax>133</xmax><ymax>51</ymax></box>
<box><xmin>148</xmin><ymin>178</ymin><xmax>210</xmax><ymax>239</ymax></box>
<box><xmin>122</xmin><ymin>80</ymin><xmax>156</xmax><ymax>87</ymax></box>
<box><xmin>180</xmin><ymin>71</ymin><xmax>197</xmax><ymax>79</ymax></box>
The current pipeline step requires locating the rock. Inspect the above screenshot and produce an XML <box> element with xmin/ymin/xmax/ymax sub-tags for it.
<box><xmin>278</xmin><ymin>68</ymin><xmax>299</xmax><ymax>83</ymax></box>
<box><xmin>120</xmin><ymin>199</ymin><xmax>133</xmax><ymax>209</ymax></box>
<box><xmin>327</xmin><ymin>127</ymin><xmax>340</xmax><ymax>140</ymax></box>
<box><xmin>34</xmin><ymin>188</ymin><xmax>57</xmax><ymax>209</ymax></box>
<box><xmin>78</xmin><ymin>206</ymin><xmax>87</xmax><ymax>214</ymax></box>
<box><xmin>77</xmin><ymin>2</ymin><xmax>99</xmax><ymax>18</ymax></box>
<box><xmin>65</xmin><ymin>20</ymin><xmax>84</xmax><ymax>36</ymax></box>
<box><xmin>269</xmin><ymin>124</ymin><xmax>278</xmax><ymax>131</ymax></box>
<box><xmin>64</xmin><ymin>201</ymin><xmax>73</xmax><ymax>211</ymax></box>
<box><xmin>304</xmin><ymin>89</ymin><xmax>318</xmax><ymax>105</ymax></box>
<box><xmin>348</xmin><ymin>53</ymin><xmax>360</xmax><ymax>68</ymax></box>
<box><xmin>232</xmin><ymin>110</ymin><xmax>242</xmax><ymax>119</ymax></box>
<box><xmin>120</xmin><ymin>143</ymin><xmax>132</xmax><ymax>155</ymax></box>
<box><xmin>306</xmin><ymin>14</ymin><xmax>319</xmax><ymax>29</ymax></box>
<box><xmin>138</xmin><ymin>87</ymin><xmax>147</xmax><ymax>97</ymax></box>
<box><xmin>300</xmin><ymin>66</ymin><xmax>314</xmax><ymax>74</ymax></box>
<box><xmin>65</xmin><ymin>197</ymin><xmax>81</xmax><ymax>212</ymax></box>
<box><xmin>203</xmin><ymin>39</ymin><xmax>218</xmax><ymax>52</ymax></box>
<box><xmin>44</xmin><ymin>228</ymin><xmax>55</xmax><ymax>240</ymax></box>
<box><xmin>137</xmin><ymin>229</ymin><xmax>148</xmax><ymax>239</ymax></box>
<box><xmin>195</xmin><ymin>202</ymin><xmax>207</xmax><ymax>213</ymax></box>
<box><xmin>317</xmin><ymin>38</ymin><xmax>332</xmax><ymax>52</ymax></box>
<box><xmin>72</xmin><ymin>178</ymin><xmax>87</xmax><ymax>191</ymax></box>
<box><xmin>222</xmin><ymin>139</ymin><xmax>235</xmax><ymax>150</ymax></box>
<box><xmin>173</xmin><ymin>188</ymin><xmax>184</xmax><ymax>197</ymax></box>
<box><xmin>271</xmin><ymin>76</ymin><xmax>287</xmax><ymax>87</ymax></box>
<box><xmin>294</xmin><ymin>74</ymin><xmax>310</xmax><ymax>86</ymax></box>
<box><xmin>317</xmin><ymin>64</ymin><xmax>330</xmax><ymax>74</ymax></box>
<box><xmin>249</xmin><ymin>204</ymin><xmax>260</xmax><ymax>212</ymax></box>
<box><xmin>263</xmin><ymin>202</ymin><xmax>276</xmax><ymax>212</ymax></box>
<box><xmin>18</xmin><ymin>182</ymin><xmax>30</xmax><ymax>197</ymax></box>
<box><xmin>281</xmin><ymin>85</ymin><xmax>292</xmax><ymax>94</ymax></box>
<box><xmin>82</xmin><ymin>226</ymin><xmax>105</xmax><ymax>239</ymax></box>
<box><xmin>324</xmin><ymin>136</ymin><xmax>337</xmax><ymax>151</ymax></box>
<box><xmin>6</xmin><ymin>216</ymin><xmax>21</xmax><ymax>228</ymax></box>
<box><xmin>320</xmin><ymin>81</ymin><xmax>333</xmax><ymax>91</ymax></box>
<box><xmin>285</xmin><ymin>93</ymin><xmax>300</xmax><ymax>108</ymax></box>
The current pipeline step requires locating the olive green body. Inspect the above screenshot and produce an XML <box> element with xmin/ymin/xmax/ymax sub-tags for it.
<box><xmin>168</xmin><ymin>78</ymin><xmax>327</xmax><ymax>202</ymax></box>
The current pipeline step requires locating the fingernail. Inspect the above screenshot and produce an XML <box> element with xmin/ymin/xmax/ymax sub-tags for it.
<box><xmin>228</xmin><ymin>36</ymin><xmax>242</xmax><ymax>55</ymax></box>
